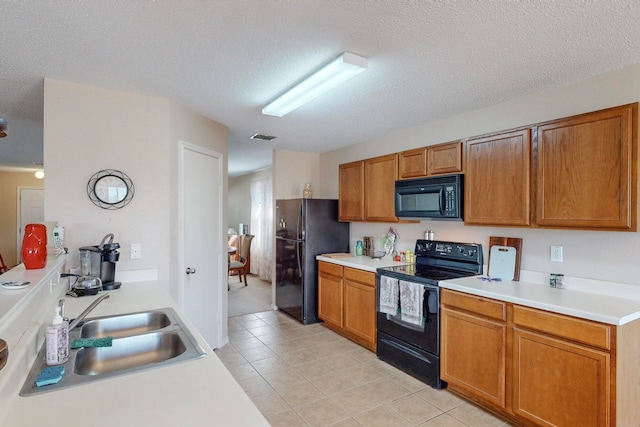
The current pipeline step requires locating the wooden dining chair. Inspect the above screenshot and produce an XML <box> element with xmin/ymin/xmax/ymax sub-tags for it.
<box><xmin>0</xmin><ymin>252</ymin><xmax>9</xmax><ymax>274</ymax></box>
<box><xmin>228</xmin><ymin>234</ymin><xmax>254</xmax><ymax>285</ymax></box>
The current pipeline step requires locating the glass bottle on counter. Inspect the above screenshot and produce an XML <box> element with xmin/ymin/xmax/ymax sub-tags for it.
<box><xmin>355</xmin><ymin>240</ymin><xmax>364</xmax><ymax>256</ymax></box>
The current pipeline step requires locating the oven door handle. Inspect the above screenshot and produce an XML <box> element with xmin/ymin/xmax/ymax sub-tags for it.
<box><xmin>380</xmin><ymin>338</ymin><xmax>433</xmax><ymax>364</ymax></box>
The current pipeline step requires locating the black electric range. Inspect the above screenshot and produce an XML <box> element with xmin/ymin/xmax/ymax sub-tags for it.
<box><xmin>375</xmin><ymin>239</ymin><xmax>483</xmax><ymax>388</ymax></box>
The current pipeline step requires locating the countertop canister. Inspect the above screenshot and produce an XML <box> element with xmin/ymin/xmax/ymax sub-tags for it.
<box><xmin>21</xmin><ymin>223</ymin><xmax>48</xmax><ymax>269</ymax></box>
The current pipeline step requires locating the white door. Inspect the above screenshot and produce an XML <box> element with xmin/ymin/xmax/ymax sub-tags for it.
<box><xmin>17</xmin><ymin>187</ymin><xmax>45</xmax><ymax>262</ymax></box>
<box><xmin>179</xmin><ymin>141</ymin><xmax>224</xmax><ymax>349</ymax></box>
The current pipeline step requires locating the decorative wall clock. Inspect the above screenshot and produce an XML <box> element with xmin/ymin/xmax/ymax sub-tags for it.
<box><xmin>87</xmin><ymin>169</ymin><xmax>135</xmax><ymax>209</ymax></box>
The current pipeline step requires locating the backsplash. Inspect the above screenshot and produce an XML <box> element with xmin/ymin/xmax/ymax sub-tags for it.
<box><xmin>349</xmin><ymin>221</ymin><xmax>640</xmax><ymax>288</ymax></box>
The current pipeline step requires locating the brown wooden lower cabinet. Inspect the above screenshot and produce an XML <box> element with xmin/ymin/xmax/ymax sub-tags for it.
<box><xmin>441</xmin><ymin>306</ymin><xmax>507</xmax><ymax>409</ymax></box>
<box><xmin>318</xmin><ymin>261</ymin><xmax>376</xmax><ymax>352</ymax></box>
<box><xmin>318</xmin><ymin>261</ymin><xmax>344</xmax><ymax>329</ymax></box>
<box><xmin>441</xmin><ymin>289</ymin><xmax>640</xmax><ymax>427</ymax></box>
<box><xmin>513</xmin><ymin>328</ymin><xmax>610</xmax><ymax>427</ymax></box>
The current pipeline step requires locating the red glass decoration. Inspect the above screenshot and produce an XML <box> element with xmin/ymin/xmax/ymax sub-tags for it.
<box><xmin>21</xmin><ymin>224</ymin><xmax>47</xmax><ymax>269</ymax></box>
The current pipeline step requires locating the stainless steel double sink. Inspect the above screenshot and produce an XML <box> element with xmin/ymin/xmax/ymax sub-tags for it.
<box><xmin>20</xmin><ymin>307</ymin><xmax>206</xmax><ymax>396</ymax></box>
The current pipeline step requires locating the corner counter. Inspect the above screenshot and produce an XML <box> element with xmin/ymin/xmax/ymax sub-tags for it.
<box><xmin>0</xmin><ymin>265</ymin><xmax>269</xmax><ymax>426</ymax></box>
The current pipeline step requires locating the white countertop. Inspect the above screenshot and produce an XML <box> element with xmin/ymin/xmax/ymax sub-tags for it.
<box><xmin>318</xmin><ymin>253</ymin><xmax>640</xmax><ymax>326</ymax></box>
<box><xmin>1</xmin><ymin>276</ymin><xmax>269</xmax><ymax>426</ymax></box>
<box><xmin>440</xmin><ymin>275</ymin><xmax>640</xmax><ymax>326</ymax></box>
<box><xmin>316</xmin><ymin>254</ymin><xmax>411</xmax><ymax>273</ymax></box>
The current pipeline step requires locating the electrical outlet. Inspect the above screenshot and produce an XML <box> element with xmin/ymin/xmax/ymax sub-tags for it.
<box><xmin>550</xmin><ymin>245</ymin><xmax>563</xmax><ymax>262</ymax></box>
<box><xmin>130</xmin><ymin>243</ymin><xmax>142</xmax><ymax>259</ymax></box>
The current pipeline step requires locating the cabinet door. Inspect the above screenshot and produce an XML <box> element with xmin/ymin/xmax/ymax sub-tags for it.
<box><xmin>399</xmin><ymin>148</ymin><xmax>428</xmax><ymax>179</ymax></box>
<box><xmin>536</xmin><ymin>103</ymin><xmax>637</xmax><ymax>230</ymax></box>
<box><xmin>344</xmin><ymin>280</ymin><xmax>376</xmax><ymax>349</ymax></box>
<box><xmin>339</xmin><ymin>161</ymin><xmax>365</xmax><ymax>221</ymax></box>
<box><xmin>513</xmin><ymin>328</ymin><xmax>610</xmax><ymax>427</ymax></box>
<box><xmin>343</xmin><ymin>268</ymin><xmax>376</xmax><ymax>350</ymax></box>
<box><xmin>428</xmin><ymin>141</ymin><xmax>463</xmax><ymax>175</ymax></box>
<box><xmin>441</xmin><ymin>307</ymin><xmax>507</xmax><ymax>409</ymax></box>
<box><xmin>364</xmin><ymin>154</ymin><xmax>399</xmax><ymax>222</ymax></box>
<box><xmin>465</xmin><ymin>129</ymin><xmax>531</xmax><ymax>226</ymax></box>
<box><xmin>318</xmin><ymin>263</ymin><xmax>343</xmax><ymax>328</ymax></box>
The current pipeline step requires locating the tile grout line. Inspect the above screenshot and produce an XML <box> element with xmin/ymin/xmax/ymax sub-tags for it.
<box><xmin>219</xmin><ymin>310</ymin><xmax>512</xmax><ymax>427</ymax></box>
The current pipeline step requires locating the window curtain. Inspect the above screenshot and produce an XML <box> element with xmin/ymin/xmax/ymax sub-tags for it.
<box><xmin>250</xmin><ymin>177</ymin><xmax>273</xmax><ymax>281</ymax></box>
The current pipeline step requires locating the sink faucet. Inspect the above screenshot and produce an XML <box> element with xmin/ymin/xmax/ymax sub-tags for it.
<box><xmin>69</xmin><ymin>294</ymin><xmax>110</xmax><ymax>330</ymax></box>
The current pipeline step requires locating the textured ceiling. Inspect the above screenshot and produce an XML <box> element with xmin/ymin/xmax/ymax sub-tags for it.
<box><xmin>1</xmin><ymin>1</ymin><xmax>640</xmax><ymax>176</ymax></box>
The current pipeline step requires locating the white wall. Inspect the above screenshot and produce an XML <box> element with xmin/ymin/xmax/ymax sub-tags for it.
<box><xmin>320</xmin><ymin>63</ymin><xmax>640</xmax><ymax>287</ymax></box>
<box><xmin>44</xmin><ymin>79</ymin><xmax>171</xmax><ymax>284</ymax></box>
<box><xmin>273</xmin><ymin>149</ymin><xmax>320</xmax><ymax>199</ymax></box>
<box><xmin>43</xmin><ymin>79</ymin><xmax>229</xmax><ymax>306</ymax></box>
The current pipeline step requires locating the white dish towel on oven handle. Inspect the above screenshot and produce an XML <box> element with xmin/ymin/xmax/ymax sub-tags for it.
<box><xmin>399</xmin><ymin>280</ymin><xmax>424</xmax><ymax>326</ymax></box>
<box><xmin>379</xmin><ymin>276</ymin><xmax>399</xmax><ymax>315</ymax></box>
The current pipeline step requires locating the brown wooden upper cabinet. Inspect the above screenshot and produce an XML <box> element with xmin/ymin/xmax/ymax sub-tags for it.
<box><xmin>364</xmin><ymin>154</ymin><xmax>399</xmax><ymax>222</ymax></box>
<box><xmin>536</xmin><ymin>103</ymin><xmax>637</xmax><ymax>231</ymax></box>
<box><xmin>338</xmin><ymin>160</ymin><xmax>365</xmax><ymax>221</ymax></box>
<box><xmin>399</xmin><ymin>141</ymin><xmax>463</xmax><ymax>179</ymax></box>
<box><xmin>399</xmin><ymin>147</ymin><xmax>427</xmax><ymax>179</ymax></box>
<box><xmin>465</xmin><ymin>129</ymin><xmax>532</xmax><ymax>226</ymax></box>
<box><xmin>339</xmin><ymin>154</ymin><xmax>400</xmax><ymax>222</ymax></box>
<box><xmin>428</xmin><ymin>141</ymin><xmax>463</xmax><ymax>175</ymax></box>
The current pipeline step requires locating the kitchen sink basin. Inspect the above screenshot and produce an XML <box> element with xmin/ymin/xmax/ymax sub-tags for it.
<box><xmin>20</xmin><ymin>308</ymin><xmax>206</xmax><ymax>396</ymax></box>
<box><xmin>79</xmin><ymin>311</ymin><xmax>171</xmax><ymax>339</ymax></box>
<box><xmin>74</xmin><ymin>332</ymin><xmax>187</xmax><ymax>376</ymax></box>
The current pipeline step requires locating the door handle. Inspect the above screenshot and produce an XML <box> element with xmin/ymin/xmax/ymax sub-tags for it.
<box><xmin>185</xmin><ymin>267</ymin><xmax>196</xmax><ymax>275</ymax></box>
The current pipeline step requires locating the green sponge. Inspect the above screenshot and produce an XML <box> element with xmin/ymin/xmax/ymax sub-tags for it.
<box><xmin>71</xmin><ymin>336</ymin><xmax>113</xmax><ymax>349</ymax></box>
<box><xmin>36</xmin><ymin>365</ymin><xmax>65</xmax><ymax>387</ymax></box>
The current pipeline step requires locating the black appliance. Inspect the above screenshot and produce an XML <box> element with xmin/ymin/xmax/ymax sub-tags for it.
<box><xmin>395</xmin><ymin>174</ymin><xmax>463</xmax><ymax>219</ymax></box>
<box><xmin>275</xmin><ymin>198</ymin><xmax>349</xmax><ymax>324</ymax></box>
<box><xmin>376</xmin><ymin>239</ymin><xmax>483</xmax><ymax>388</ymax></box>
<box><xmin>79</xmin><ymin>233</ymin><xmax>122</xmax><ymax>291</ymax></box>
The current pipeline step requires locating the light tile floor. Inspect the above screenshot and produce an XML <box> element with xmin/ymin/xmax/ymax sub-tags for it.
<box><xmin>215</xmin><ymin>310</ymin><xmax>513</xmax><ymax>427</ymax></box>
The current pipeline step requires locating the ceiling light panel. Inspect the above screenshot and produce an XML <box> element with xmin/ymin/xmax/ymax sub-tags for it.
<box><xmin>262</xmin><ymin>52</ymin><xmax>367</xmax><ymax>117</ymax></box>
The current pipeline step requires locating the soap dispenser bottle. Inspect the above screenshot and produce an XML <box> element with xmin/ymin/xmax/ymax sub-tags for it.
<box><xmin>45</xmin><ymin>307</ymin><xmax>69</xmax><ymax>366</ymax></box>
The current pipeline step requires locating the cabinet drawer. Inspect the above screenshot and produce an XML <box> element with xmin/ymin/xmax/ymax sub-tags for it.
<box><xmin>513</xmin><ymin>305</ymin><xmax>611</xmax><ymax>350</ymax></box>
<box><xmin>319</xmin><ymin>261</ymin><xmax>343</xmax><ymax>277</ymax></box>
<box><xmin>344</xmin><ymin>267</ymin><xmax>375</xmax><ymax>287</ymax></box>
<box><xmin>441</xmin><ymin>290</ymin><xmax>506</xmax><ymax>321</ymax></box>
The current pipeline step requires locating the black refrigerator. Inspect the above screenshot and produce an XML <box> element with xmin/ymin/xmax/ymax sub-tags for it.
<box><xmin>275</xmin><ymin>198</ymin><xmax>349</xmax><ymax>324</ymax></box>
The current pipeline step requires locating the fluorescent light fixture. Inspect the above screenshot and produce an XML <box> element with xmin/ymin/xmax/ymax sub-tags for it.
<box><xmin>262</xmin><ymin>51</ymin><xmax>367</xmax><ymax>117</ymax></box>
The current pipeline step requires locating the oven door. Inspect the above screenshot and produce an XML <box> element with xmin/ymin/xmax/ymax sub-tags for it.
<box><xmin>376</xmin><ymin>274</ymin><xmax>440</xmax><ymax>355</ymax></box>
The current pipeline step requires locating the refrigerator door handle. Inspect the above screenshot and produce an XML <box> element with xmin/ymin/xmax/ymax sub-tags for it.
<box><xmin>298</xmin><ymin>204</ymin><xmax>304</xmax><ymax>240</ymax></box>
<box><xmin>296</xmin><ymin>242</ymin><xmax>303</xmax><ymax>278</ymax></box>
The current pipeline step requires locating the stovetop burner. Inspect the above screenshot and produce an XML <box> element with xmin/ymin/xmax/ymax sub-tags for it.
<box><xmin>377</xmin><ymin>264</ymin><xmax>478</xmax><ymax>283</ymax></box>
<box><xmin>377</xmin><ymin>240</ymin><xmax>483</xmax><ymax>284</ymax></box>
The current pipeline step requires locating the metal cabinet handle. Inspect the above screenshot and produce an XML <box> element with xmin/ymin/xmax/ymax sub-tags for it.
<box><xmin>185</xmin><ymin>267</ymin><xmax>196</xmax><ymax>275</ymax></box>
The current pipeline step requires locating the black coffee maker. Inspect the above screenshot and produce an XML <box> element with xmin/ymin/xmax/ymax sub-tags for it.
<box><xmin>79</xmin><ymin>233</ymin><xmax>121</xmax><ymax>291</ymax></box>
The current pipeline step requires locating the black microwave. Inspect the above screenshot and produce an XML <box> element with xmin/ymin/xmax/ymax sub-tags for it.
<box><xmin>394</xmin><ymin>174</ymin><xmax>463</xmax><ymax>219</ymax></box>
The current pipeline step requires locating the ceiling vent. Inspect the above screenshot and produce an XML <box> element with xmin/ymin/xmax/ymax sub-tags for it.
<box><xmin>250</xmin><ymin>133</ymin><xmax>277</xmax><ymax>141</ymax></box>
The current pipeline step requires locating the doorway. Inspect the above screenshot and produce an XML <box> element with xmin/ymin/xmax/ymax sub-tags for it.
<box><xmin>227</xmin><ymin>173</ymin><xmax>273</xmax><ymax>317</ymax></box>
<box><xmin>178</xmin><ymin>141</ymin><xmax>224</xmax><ymax>349</ymax></box>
